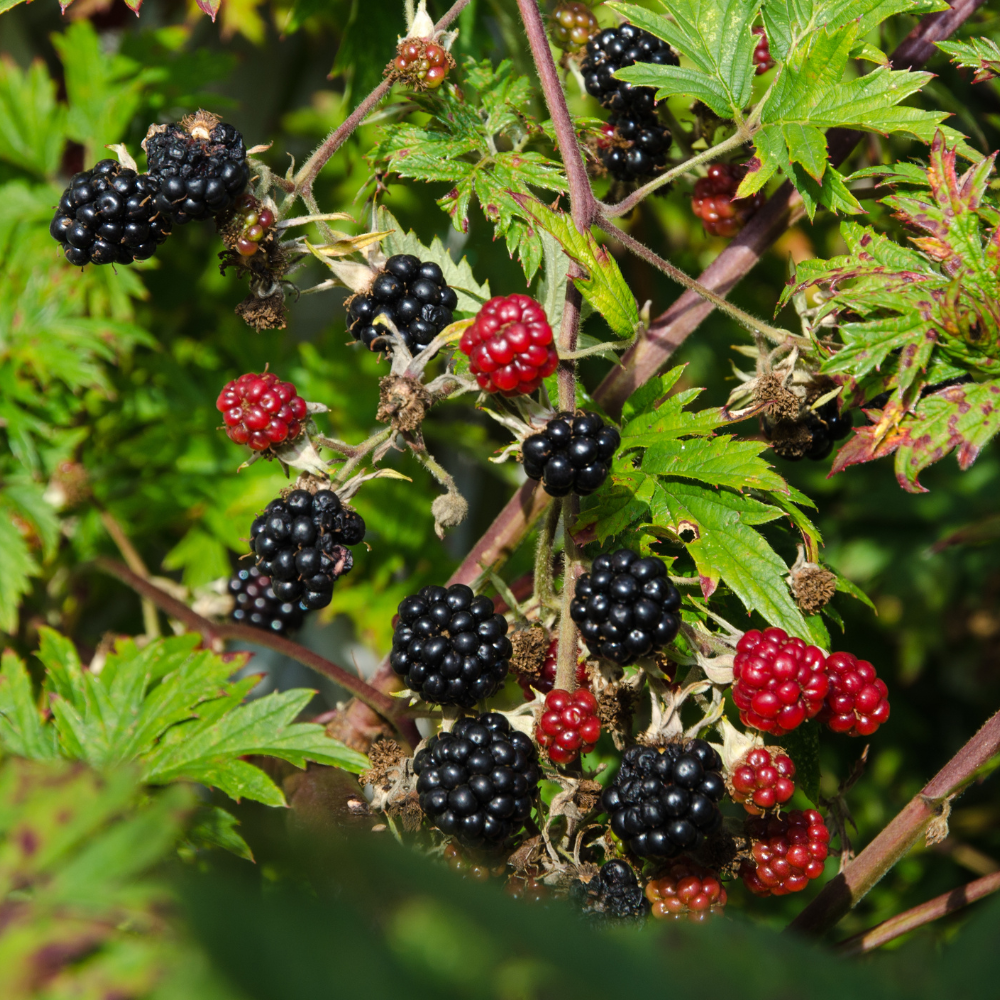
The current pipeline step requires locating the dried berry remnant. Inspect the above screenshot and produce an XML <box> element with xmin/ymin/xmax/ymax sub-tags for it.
<box><xmin>235</xmin><ymin>291</ymin><xmax>287</xmax><ymax>332</ymax></box>
<box><xmin>349</xmin><ymin>254</ymin><xmax>457</xmax><ymax>354</ymax></box>
<box><xmin>574</xmin><ymin>859</ymin><xmax>649</xmax><ymax>921</ymax></box>
<box><xmin>571</xmin><ymin>549</ymin><xmax>681</xmax><ymax>665</ymax></box>
<box><xmin>763</xmin><ymin>397</ymin><xmax>853</xmax><ymax>462</ymax></box>
<box><xmin>522</xmin><ymin>411</ymin><xmax>620</xmax><ymax>498</ymax></box>
<box><xmin>581</xmin><ymin>24</ymin><xmax>678</xmax><ymax>115</ymax></box>
<box><xmin>741</xmin><ymin>809</ymin><xmax>829</xmax><ymax>896</ymax></box>
<box><xmin>390</xmin><ymin>584</ymin><xmax>512</xmax><ymax>707</ymax></box>
<box><xmin>691</xmin><ymin>162</ymin><xmax>766</xmax><ymax>238</ymax></box>
<box><xmin>820</xmin><ymin>652</ymin><xmax>890</xmax><ymax>736</ymax></box>
<box><xmin>790</xmin><ymin>562</ymin><xmax>838</xmax><ymax>616</ymax></box>
<box><xmin>216</xmin><ymin>371</ymin><xmax>307</xmax><ymax>452</ymax></box>
<box><xmin>601</xmin><ymin>741</ymin><xmax>726</xmax><ymax>858</ymax></box>
<box><xmin>732</xmin><ymin>627</ymin><xmax>829</xmax><ymax>736</ymax></box>
<box><xmin>50</xmin><ymin>159</ymin><xmax>171</xmax><ymax>266</ymax></box>
<box><xmin>730</xmin><ymin>746</ymin><xmax>796</xmax><ymax>814</ymax></box>
<box><xmin>460</xmin><ymin>294</ymin><xmax>559</xmax><ymax>396</ymax></box>
<box><xmin>413</xmin><ymin>712</ymin><xmax>540</xmax><ymax>847</ymax></box>
<box><xmin>393</xmin><ymin>39</ymin><xmax>454</xmax><ymax>90</ymax></box>
<box><xmin>376</xmin><ymin>374</ymin><xmax>433</xmax><ymax>432</ymax></box>
<box><xmin>536</xmin><ymin>687</ymin><xmax>601</xmax><ymax>765</ymax></box>
<box><xmin>515</xmin><ymin>637</ymin><xmax>588</xmax><ymax>700</ymax></box>
<box><xmin>752</xmin><ymin>26</ymin><xmax>774</xmax><ymax>74</ymax></box>
<box><xmin>550</xmin><ymin>2</ymin><xmax>599</xmax><ymax>51</ymax></box>
<box><xmin>249</xmin><ymin>489</ymin><xmax>364</xmax><ymax>611</ymax></box>
<box><xmin>600</xmin><ymin>113</ymin><xmax>672</xmax><ymax>182</ymax></box>
<box><xmin>646</xmin><ymin>860</ymin><xmax>727</xmax><ymax>921</ymax></box>
<box><xmin>229</xmin><ymin>564</ymin><xmax>305</xmax><ymax>635</ymax></box>
<box><xmin>144</xmin><ymin>110</ymin><xmax>250</xmax><ymax>224</ymax></box>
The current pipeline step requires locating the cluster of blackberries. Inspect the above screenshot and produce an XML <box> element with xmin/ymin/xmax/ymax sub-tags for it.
<box><xmin>349</xmin><ymin>255</ymin><xmax>458</xmax><ymax>353</ymax></box>
<box><xmin>573</xmin><ymin>859</ymin><xmax>649</xmax><ymax>921</ymax></box>
<box><xmin>145</xmin><ymin>112</ymin><xmax>250</xmax><ymax>224</ymax></box>
<box><xmin>229</xmin><ymin>565</ymin><xmax>304</xmax><ymax>635</ymax></box>
<box><xmin>602</xmin><ymin>741</ymin><xmax>725</xmax><ymax>858</ymax></box>
<box><xmin>571</xmin><ymin>549</ymin><xmax>681</xmax><ymax>665</ymax></box>
<box><xmin>50</xmin><ymin>160</ymin><xmax>171</xmax><ymax>266</ymax></box>
<box><xmin>390</xmin><ymin>584</ymin><xmax>512</xmax><ymax>707</ymax></box>
<box><xmin>414</xmin><ymin>712</ymin><xmax>540</xmax><ymax>847</ymax></box>
<box><xmin>249</xmin><ymin>489</ymin><xmax>364</xmax><ymax>612</ymax></box>
<box><xmin>521</xmin><ymin>411</ymin><xmax>620</xmax><ymax>497</ymax></box>
<box><xmin>582</xmin><ymin>24</ymin><xmax>677</xmax><ymax>182</ymax></box>
<box><xmin>763</xmin><ymin>398</ymin><xmax>853</xmax><ymax>462</ymax></box>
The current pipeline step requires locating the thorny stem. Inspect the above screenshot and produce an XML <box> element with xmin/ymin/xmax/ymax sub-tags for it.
<box><xmin>533</xmin><ymin>500</ymin><xmax>561</xmax><ymax>613</ymax></box>
<box><xmin>557</xmin><ymin>277</ymin><xmax>583</xmax><ymax>410</ymax></box>
<box><xmin>837</xmin><ymin>870</ymin><xmax>1000</xmax><ymax>957</ymax></box>
<box><xmin>98</xmin><ymin>509</ymin><xmax>160</xmax><ymax>640</ymax></box>
<box><xmin>789</xmin><ymin>705</ymin><xmax>1000</xmax><ymax>936</ymax></box>
<box><xmin>554</xmin><ymin>495</ymin><xmax>581</xmax><ymax>692</ymax></box>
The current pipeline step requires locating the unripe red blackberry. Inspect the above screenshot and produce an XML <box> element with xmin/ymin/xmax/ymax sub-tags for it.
<box><xmin>505</xmin><ymin>874</ymin><xmax>548</xmax><ymax>902</ymax></box>
<box><xmin>393</xmin><ymin>39</ymin><xmax>453</xmax><ymax>90</ymax></box>
<box><xmin>752</xmin><ymin>26</ymin><xmax>774</xmax><ymax>74</ymax></box>
<box><xmin>570</xmin><ymin>549</ymin><xmax>681</xmax><ymax>665</ymax></box>
<box><xmin>601</xmin><ymin>741</ymin><xmax>726</xmax><ymax>858</ymax></box>
<box><xmin>50</xmin><ymin>159</ymin><xmax>171</xmax><ymax>266</ymax></box>
<box><xmin>413</xmin><ymin>712</ymin><xmax>540</xmax><ymax>847</ymax></box>
<box><xmin>249</xmin><ymin>489</ymin><xmax>363</xmax><ymax>612</ymax></box>
<box><xmin>535</xmin><ymin>687</ymin><xmax>601</xmax><ymax>765</ymax></box>
<box><xmin>741</xmin><ymin>809</ymin><xmax>829</xmax><ymax>896</ymax></box>
<box><xmin>600</xmin><ymin>112</ymin><xmax>672</xmax><ymax>182</ymax></box>
<box><xmin>730</xmin><ymin>746</ymin><xmax>796</xmax><ymax>814</ymax></box>
<box><xmin>581</xmin><ymin>23</ymin><xmax>678</xmax><ymax>115</ymax></box>
<box><xmin>732</xmin><ymin>628</ymin><xmax>829</xmax><ymax>736</ymax></box>
<box><xmin>229</xmin><ymin>565</ymin><xmax>304</xmax><ymax>635</ymax></box>
<box><xmin>442</xmin><ymin>842</ymin><xmax>491</xmax><ymax>881</ymax></box>
<box><xmin>646</xmin><ymin>859</ymin><xmax>727</xmax><ymax>921</ymax></box>
<box><xmin>691</xmin><ymin>162</ymin><xmax>766</xmax><ymax>238</ymax></box>
<box><xmin>390</xmin><ymin>584</ymin><xmax>511</xmax><ymax>708</ymax></box>
<box><xmin>349</xmin><ymin>254</ymin><xmax>457</xmax><ymax>354</ymax></box>
<box><xmin>459</xmin><ymin>295</ymin><xmax>558</xmax><ymax>397</ymax></box>
<box><xmin>230</xmin><ymin>192</ymin><xmax>276</xmax><ymax>257</ymax></box>
<box><xmin>820</xmin><ymin>652</ymin><xmax>890</xmax><ymax>736</ymax></box>
<box><xmin>144</xmin><ymin>110</ymin><xmax>249</xmax><ymax>224</ymax></box>
<box><xmin>522</xmin><ymin>411</ymin><xmax>620</xmax><ymax>498</ymax></box>
<box><xmin>550</xmin><ymin>2</ymin><xmax>599</xmax><ymax>51</ymax></box>
<box><xmin>216</xmin><ymin>371</ymin><xmax>307</xmax><ymax>452</ymax></box>
<box><xmin>574</xmin><ymin>859</ymin><xmax>649</xmax><ymax>921</ymax></box>
<box><xmin>516</xmin><ymin>638</ymin><xmax>588</xmax><ymax>700</ymax></box>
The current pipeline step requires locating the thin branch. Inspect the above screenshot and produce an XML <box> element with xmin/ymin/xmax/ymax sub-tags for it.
<box><xmin>98</xmin><ymin>509</ymin><xmax>160</xmax><ymax>639</ymax></box>
<box><xmin>789</xmin><ymin>706</ymin><xmax>1000</xmax><ymax>936</ymax></box>
<box><xmin>554</xmin><ymin>496</ymin><xmax>581</xmax><ymax>692</ymax></box>
<box><xmin>837</xmin><ymin>870</ymin><xmax>1000</xmax><ymax>957</ymax></box>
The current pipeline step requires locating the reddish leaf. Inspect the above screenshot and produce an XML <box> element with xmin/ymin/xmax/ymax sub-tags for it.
<box><xmin>197</xmin><ymin>0</ymin><xmax>222</xmax><ymax>21</ymax></box>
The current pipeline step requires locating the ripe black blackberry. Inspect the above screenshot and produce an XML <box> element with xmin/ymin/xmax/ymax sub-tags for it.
<box><xmin>522</xmin><ymin>411</ymin><xmax>620</xmax><ymax>497</ymax></box>
<box><xmin>390</xmin><ymin>584</ymin><xmax>512</xmax><ymax>707</ymax></box>
<box><xmin>229</xmin><ymin>565</ymin><xmax>305</xmax><ymax>634</ymax></box>
<box><xmin>50</xmin><ymin>159</ymin><xmax>171</xmax><ymax>266</ymax></box>
<box><xmin>764</xmin><ymin>398</ymin><xmax>853</xmax><ymax>462</ymax></box>
<box><xmin>601</xmin><ymin>113</ymin><xmax>671</xmax><ymax>182</ymax></box>
<box><xmin>248</xmin><ymin>488</ymin><xmax>364</xmax><ymax>612</ymax></box>
<box><xmin>573</xmin><ymin>859</ymin><xmax>649</xmax><ymax>922</ymax></box>
<box><xmin>582</xmin><ymin>23</ymin><xmax>678</xmax><ymax>115</ymax></box>
<box><xmin>570</xmin><ymin>549</ymin><xmax>681</xmax><ymax>665</ymax></box>
<box><xmin>348</xmin><ymin>254</ymin><xmax>458</xmax><ymax>353</ymax></box>
<box><xmin>413</xmin><ymin>712</ymin><xmax>540</xmax><ymax>847</ymax></box>
<box><xmin>144</xmin><ymin>110</ymin><xmax>250</xmax><ymax>224</ymax></box>
<box><xmin>602</xmin><ymin>741</ymin><xmax>726</xmax><ymax>858</ymax></box>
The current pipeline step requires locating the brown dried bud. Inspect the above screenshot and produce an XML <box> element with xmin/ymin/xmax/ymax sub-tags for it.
<box><xmin>754</xmin><ymin>371</ymin><xmax>800</xmax><ymax>421</ymax></box>
<box><xmin>376</xmin><ymin>374</ymin><xmax>432</xmax><ymax>432</ymax></box>
<box><xmin>789</xmin><ymin>562</ymin><xmax>837</xmax><ymax>616</ymax></box>
<box><xmin>235</xmin><ymin>291</ymin><xmax>287</xmax><ymax>331</ymax></box>
<box><xmin>509</xmin><ymin>625</ymin><xmax>550</xmax><ymax>686</ymax></box>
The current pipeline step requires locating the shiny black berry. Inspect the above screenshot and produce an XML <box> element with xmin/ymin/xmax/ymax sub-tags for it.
<box><xmin>573</xmin><ymin>858</ymin><xmax>649</xmax><ymax>922</ymax></box>
<box><xmin>522</xmin><ymin>411</ymin><xmax>620</xmax><ymax>498</ymax></box>
<box><xmin>229</xmin><ymin>564</ymin><xmax>305</xmax><ymax>635</ymax></box>
<box><xmin>581</xmin><ymin>23</ymin><xmax>678</xmax><ymax>114</ymax></box>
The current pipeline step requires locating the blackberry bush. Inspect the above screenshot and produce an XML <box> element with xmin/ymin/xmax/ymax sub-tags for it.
<box><xmin>570</xmin><ymin>549</ymin><xmax>681</xmax><ymax>665</ymax></box>
<box><xmin>413</xmin><ymin>712</ymin><xmax>540</xmax><ymax>847</ymax></box>
<box><xmin>521</xmin><ymin>411</ymin><xmax>620</xmax><ymax>498</ymax></box>
<box><xmin>601</xmin><ymin>741</ymin><xmax>726</xmax><ymax>858</ymax></box>
<box><xmin>249</xmin><ymin>488</ymin><xmax>364</xmax><ymax>611</ymax></box>
<box><xmin>348</xmin><ymin>254</ymin><xmax>457</xmax><ymax>353</ymax></box>
<box><xmin>229</xmin><ymin>565</ymin><xmax>305</xmax><ymax>635</ymax></box>
<box><xmin>50</xmin><ymin>159</ymin><xmax>171</xmax><ymax>266</ymax></box>
<box><xmin>389</xmin><ymin>584</ymin><xmax>511</xmax><ymax>707</ymax></box>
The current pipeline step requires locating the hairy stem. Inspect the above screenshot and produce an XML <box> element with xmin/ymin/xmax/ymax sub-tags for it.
<box><xmin>790</xmin><ymin>706</ymin><xmax>1000</xmax><ymax>936</ymax></box>
<box><xmin>837</xmin><ymin>870</ymin><xmax>1000</xmax><ymax>956</ymax></box>
<box><xmin>554</xmin><ymin>495</ymin><xmax>581</xmax><ymax>692</ymax></box>
<box><xmin>98</xmin><ymin>509</ymin><xmax>160</xmax><ymax>639</ymax></box>
<box><xmin>534</xmin><ymin>500</ymin><xmax>561</xmax><ymax>612</ymax></box>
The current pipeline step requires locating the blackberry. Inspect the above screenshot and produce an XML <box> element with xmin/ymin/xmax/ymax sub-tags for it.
<box><xmin>581</xmin><ymin>24</ymin><xmax>678</xmax><ymax>115</ymax></box>
<box><xmin>349</xmin><ymin>254</ymin><xmax>457</xmax><ymax>354</ymax></box>
<box><xmin>413</xmin><ymin>712</ymin><xmax>540</xmax><ymax>847</ymax></box>
<box><xmin>522</xmin><ymin>410</ymin><xmax>620</xmax><ymax>498</ymax></box>
<box><xmin>601</xmin><ymin>112</ymin><xmax>672</xmax><ymax>182</ymax></box>
<box><xmin>574</xmin><ymin>859</ymin><xmax>649</xmax><ymax>921</ymax></box>
<box><xmin>50</xmin><ymin>159</ymin><xmax>171</xmax><ymax>267</ymax></box>
<box><xmin>144</xmin><ymin>110</ymin><xmax>250</xmax><ymax>224</ymax></box>
<box><xmin>229</xmin><ymin>565</ymin><xmax>305</xmax><ymax>635</ymax></box>
<box><xmin>570</xmin><ymin>549</ymin><xmax>681</xmax><ymax>665</ymax></box>
<box><xmin>217</xmin><ymin>371</ymin><xmax>307</xmax><ymax>452</ymax></box>
<box><xmin>601</xmin><ymin>741</ymin><xmax>726</xmax><ymax>858</ymax></box>
<box><xmin>646</xmin><ymin>859</ymin><xmax>727</xmax><ymax>921</ymax></box>
<box><xmin>691</xmin><ymin>162</ymin><xmax>766</xmax><ymax>238</ymax></box>
<box><xmin>550</xmin><ymin>2</ymin><xmax>600</xmax><ymax>51</ymax></box>
<box><xmin>248</xmin><ymin>488</ymin><xmax>364</xmax><ymax>612</ymax></box>
<box><xmin>390</xmin><ymin>584</ymin><xmax>511</xmax><ymax>707</ymax></box>
<box><xmin>752</xmin><ymin>26</ymin><xmax>774</xmax><ymax>75</ymax></box>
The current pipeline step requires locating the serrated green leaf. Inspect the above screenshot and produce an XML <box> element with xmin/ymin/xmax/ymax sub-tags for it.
<box><xmin>0</xmin><ymin>57</ymin><xmax>66</xmax><ymax>178</ymax></box>
<box><xmin>0</xmin><ymin>651</ymin><xmax>58</xmax><ymax>760</ymax></box>
<box><xmin>834</xmin><ymin>573</ymin><xmax>876</xmax><ymax>612</ymax></box>
<box><xmin>185</xmin><ymin>804</ymin><xmax>254</xmax><ymax>861</ymax></box>
<box><xmin>641</xmin><ymin>436</ymin><xmax>789</xmax><ymax>491</ymax></box>
<box><xmin>0</xmin><ymin>513</ymin><xmax>36</xmax><ymax>636</ymax></box>
<box><xmin>937</xmin><ymin>37</ymin><xmax>1000</xmax><ymax>84</ymax></box>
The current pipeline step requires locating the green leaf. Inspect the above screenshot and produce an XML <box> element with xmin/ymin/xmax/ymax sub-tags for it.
<box><xmin>641</xmin><ymin>436</ymin><xmax>789</xmax><ymax>491</ymax></box>
<box><xmin>0</xmin><ymin>651</ymin><xmax>58</xmax><ymax>760</ymax></box>
<box><xmin>184</xmin><ymin>805</ymin><xmax>255</xmax><ymax>862</ymax></box>
<box><xmin>937</xmin><ymin>37</ymin><xmax>1000</xmax><ymax>84</ymax></box>
<box><xmin>0</xmin><ymin>512</ymin><xmax>36</xmax><ymax>635</ymax></box>
<box><xmin>0</xmin><ymin>57</ymin><xmax>67</xmax><ymax>178</ymax></box>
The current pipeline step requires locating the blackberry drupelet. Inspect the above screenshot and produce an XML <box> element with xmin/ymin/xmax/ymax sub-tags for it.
<box><xmin>390</xmin><ymin>584</ymin><xmax>512</xmax><ymax>707</ymax></box>
<box><xmin>348</xmin><ymin>254</ymin><xmax>457</xmax><ymax>354</ymax></box>
<box><xmin>229</xmin><ymin>565</ymin><xmax>305</xmax><ymax>634</ymax></box>
<box><xmin>249</xmin><ymin>488</ymin><xmax>364</xmax><ymax>612</ymax></box>
<box><xmin>601</xmin><ymin>741</ymin><xmax>726</xmax><ymax>858</ymax></box>
<box><xmin>601</xmin><ymin>113</ymin><xmax>672</xmax><ymax>182</ymax></box>
<box><xmin>144</xmin><ymin>110</ymin><xmax>250</xmax><ymax>224</ymax></box>
<box><xmin>522</xmin><ymin>411</ymin><xmax>620</xmax><ymax>498</ymax></box>
<box><xmin>581</xmin><ymin>24</ymin><xmax>678</xmax><ymax>114</ymax></box>
<box><xmin>50</xmin><ymin>159</ymin><xmax>171</xmax><ymax>266</ymax></box>
<box><xmin>575</xmin><ymin>859</ymin><xmax>649</xmax><ymax>921</ymax></box>
<box><xmin>413</xmin><ymin>712</ymin><xmax>540</xmax><ymax>847</ymax></box>
<box><xmin>570</xmin><ymin>549</ymin><xmax>681</xmax><ymax>665</ymax></box>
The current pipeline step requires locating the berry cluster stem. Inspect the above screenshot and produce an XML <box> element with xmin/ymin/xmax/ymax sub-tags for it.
<box><xmin>98</xmin><ymin>509</ymin><xmax>161</xmax><ymax>640</ymax></box>
<box><xmin>554</xmin><ymin>495</ymin><xmax>581</xmax><ymax>692</ymax></box>
<box><xmin>534</xmin><ymin>499</ymin><xmax>561</xmax><ymax>612</ymax></box>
